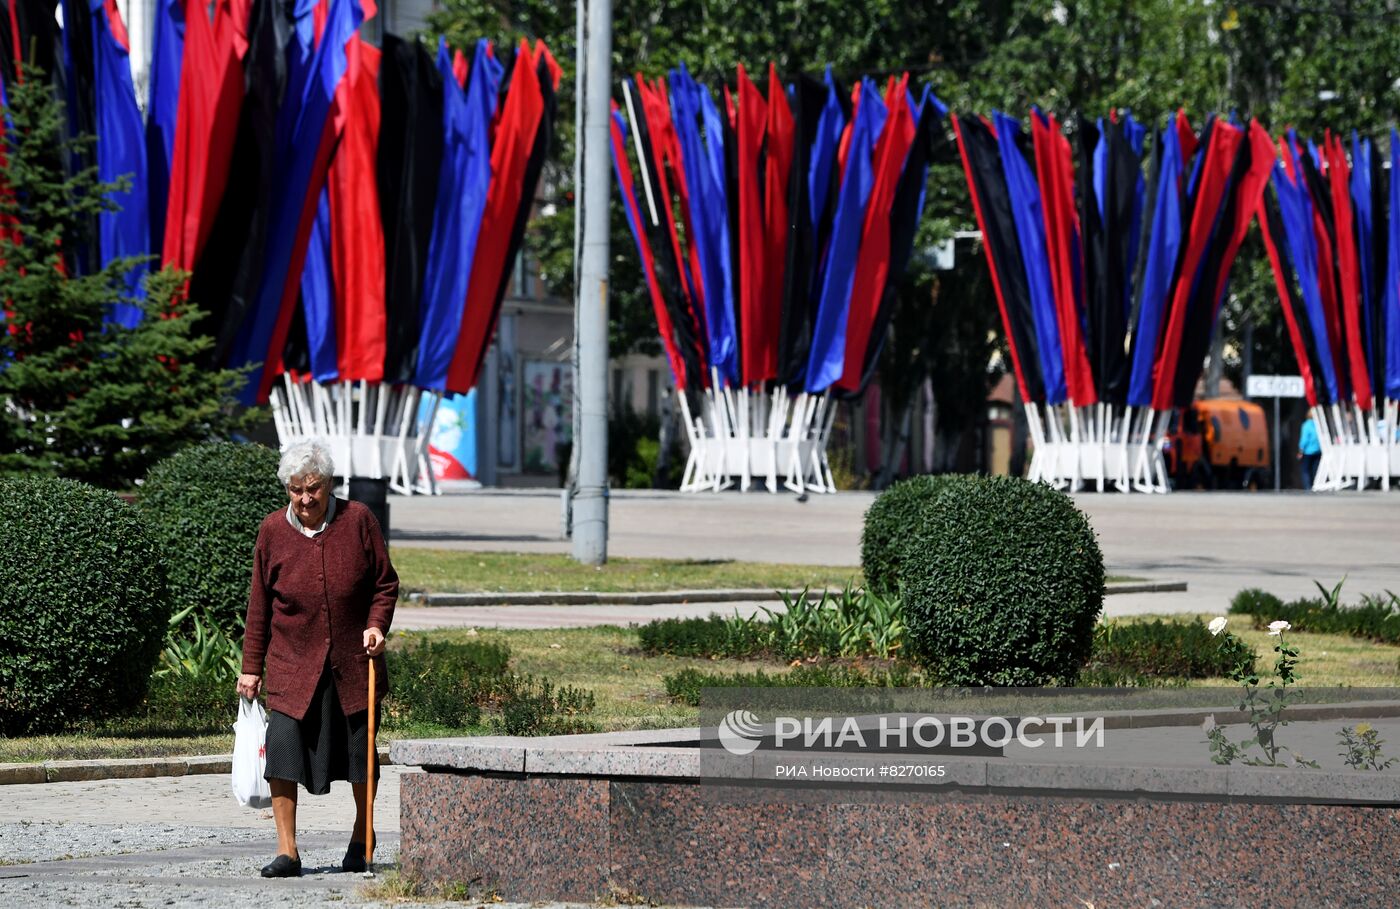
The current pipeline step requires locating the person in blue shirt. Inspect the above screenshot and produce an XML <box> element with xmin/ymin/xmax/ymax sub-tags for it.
<box><xmin>1297</xmin><ymin>416</ymin><xmax>1321</xmax><ymax>490</ymax></box>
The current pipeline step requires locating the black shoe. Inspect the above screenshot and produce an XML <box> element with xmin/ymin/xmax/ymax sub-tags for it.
<box><xmin>261</xmin><ymin>854</ymin><xmax>302</xmax><ymax>878</ymax></box>
<box><xmin>342</xmin><ymin>843</ymin><xmax>368</xmax><ymax>873</ymax></box>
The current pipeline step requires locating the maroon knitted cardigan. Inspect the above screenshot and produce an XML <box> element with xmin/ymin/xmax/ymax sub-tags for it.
<box><xmin>241</xmin><ymin>499</ymin><xmax>398</xmax><ymax>720</ymax></box>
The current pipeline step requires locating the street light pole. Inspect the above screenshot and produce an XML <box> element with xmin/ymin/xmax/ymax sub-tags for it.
<box><xmin>571</xmin><ymin>0</ymin><xmax>612</xmax><ymax>564</ymax></box>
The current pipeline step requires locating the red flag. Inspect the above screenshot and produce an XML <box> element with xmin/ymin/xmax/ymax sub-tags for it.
<box><xmin>1032</xmin><ymin>110</ymin><xmax>1096</xmax><ymax>406</ymax></box>
<box><xmin>735</xmin><ymin>64</ymin><xmax>768</xmax><ymax>386</ymax></box>
<box><xmin>1151</xmin><ymin>121</ymin><xmax>1243</xmax><ymax>411</ymax></box>
<box><xmin>759</xmin><ymin>62</ymin><xmax>793</xmax><ymax>387</ymax></box>
<box><xmin>452</xmin><ymin>47</ymin><xmax>468</xmax><ymax>88</ymax></box>
<box><xmin>1324</xmin><ymin>133</ymin><xmax>1373</xmax><ymax>409</ymax></box>
<box><xmin>444</xmin><ymin>40</ymin><xmax>559</xmax><ymax>394</ymax></box>
<box><xmin>836</xmin><ymin>76</ymin><xmax>914</xmax><ymax>393</ymax></box>
<box><xmin>612</xmin><ymin>102</ymin><xmax>687</xmax><ymax>386</ymax></box>
<box><xmin>328</xmin><ymin>38</ymin><xmax>385</xmax><ymax>382</ymax></box>
<box><xmin>636</xmin><ymin>77</ymin><xmax>701</xmax><ymax>327</ymax></box>
<box><xmin>163</xmin><ymin>0</ymin><xmax>250</xmax><ymax>271</ymax></box>
<box><xmin>262</xmin><ymin>115</ymin><xmax>341</xmax><ymax>398</ymax></box>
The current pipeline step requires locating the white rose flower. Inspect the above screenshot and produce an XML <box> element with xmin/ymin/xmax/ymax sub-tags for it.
<box><xmin>1208</xmin><ymin>617</ymin><xmax>1228</xmax><ymax>637</ymax></box>
<box><xmin>1267</xmin><ymin>620</ymin><xmax>1292</xmax><ymax>636</ymax></box>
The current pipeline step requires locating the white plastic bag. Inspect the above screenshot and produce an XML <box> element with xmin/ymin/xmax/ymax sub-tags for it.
<box><xmin>231</xmin><ymin>697</ymin><xmax>272</xmax><ymax>809</ymax></box>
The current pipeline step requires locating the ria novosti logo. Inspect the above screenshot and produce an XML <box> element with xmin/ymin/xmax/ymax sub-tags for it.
<box><xmin>716</xmin><ymin>711</ymin><xmax>1106</xmax><ymax>755</ymax></box>
<box><xmin>717</xmin><ymin>709</ymin><xmax>765</xmax><ymax>755</ymax></box>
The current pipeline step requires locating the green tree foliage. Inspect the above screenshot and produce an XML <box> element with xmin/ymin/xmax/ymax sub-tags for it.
<box><xmin>0</xmin><ymin>70</ymin><xmax>251</xmax><ymax>488</ymax></box>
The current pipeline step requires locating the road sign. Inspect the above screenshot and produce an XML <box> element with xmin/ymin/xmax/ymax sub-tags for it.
<box><xmin>1245</xmin><ymin>374</ymin><xmax>1305</xmax><ymax>493</ymax></box>
<box><xmin>1245</xmin><ymin>374</ymin><xmax>1305</xmax><ymax>399</ymax></box>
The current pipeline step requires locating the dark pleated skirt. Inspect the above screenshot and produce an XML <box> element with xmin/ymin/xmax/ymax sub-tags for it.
<box><xmin>264</xmin><ymin>661</ymin><xmax>379</xmax><ymax>795</ymax></box>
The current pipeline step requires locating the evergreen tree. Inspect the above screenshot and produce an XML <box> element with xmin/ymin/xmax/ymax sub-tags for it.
<box><xmin>0</xmin><ymin>69</ymin><xmax>252</xmax><ymax>488</ymax></box>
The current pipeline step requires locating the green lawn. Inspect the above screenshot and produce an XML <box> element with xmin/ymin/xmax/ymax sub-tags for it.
<box><xmin>5</xmin><ymin>616</ymin><xmax>1395</xmax><ymax>764</ymax></box>
<box><xmin>391</xmin><ymin>547</ymin><xmax>1140</xmax><ymax>595</ymax></box>
<box><xmin>391</xmin><ymin>548</ymin><xmax>864</xmax><ymax>594</ymax></box>
<box><xmin>0</xmin><ymin>733</ymin><xmax>236</xmax><ymax>765</ymax></box>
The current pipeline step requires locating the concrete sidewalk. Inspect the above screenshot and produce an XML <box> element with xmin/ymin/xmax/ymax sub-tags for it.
<box><xmin>0</xmin><ymin>769</ymin><xmax>656</xmax><ymax>907</ymax></box>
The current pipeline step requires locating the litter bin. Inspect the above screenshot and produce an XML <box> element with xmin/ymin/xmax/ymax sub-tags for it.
<box><xmin>347</xmin><ymin>476</ymin><xmax>390</xmax><ymax>540</ymax></box>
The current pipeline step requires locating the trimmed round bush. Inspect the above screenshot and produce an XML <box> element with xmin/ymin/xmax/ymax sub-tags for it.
<box><xmin>861</xmin><ymin>474</ymin><xmax>960</xmax><ymax>594</ymax></box>
<box><xmin>0</xmin><ymin>477</ymin><xmax>171</xmax><ymax>734</ymax></box>
<box><xmin>901</xmin><ymin>475</ymin><xmax>1104</xmax><ymax>686</ymax></box>
<box><xmin>138</xmin><ymin>442</ymin><xmax>286</xmax><ymax>633</ymax></box>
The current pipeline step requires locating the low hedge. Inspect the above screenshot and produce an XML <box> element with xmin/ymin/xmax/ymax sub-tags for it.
<box><xmin>1085</xmin><ymin>619</ymin><xmax>1256</xmax><ymax>684</ymax></box>
<box><xmin>636</xmin><ymin>614</ymin><xmax>769</xmax><ymax>659</ymax></box>
<box><xmin>663</xmin><ymin>663</ymin><xmax>926</xmax><ymax>706</ymax></box>
<box><xmin>0</xmin><ymin>477</ymin><xmax>171</xmax><ymax>734</ymax></box>
<box><xmin>138</xmin><ymin>442</ymin><xmax>286</xmax><ymax>635</ymax></box>
<box><xmin>384</xmin><ymin>637</ymin><xmax>596</xmax><ymax>736</ymax></box>
<box><xmin>1230</xmin><ymin>583</ymin><xmax>1400</xmax><ymax>644</ymax></box>
<box><xmin>900</xmin><ymin>476</ymin><xmax>1104</xmax><ymax>686</ymax></box>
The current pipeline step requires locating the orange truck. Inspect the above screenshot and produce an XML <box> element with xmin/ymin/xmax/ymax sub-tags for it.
<box><xmin>1163</xmin><ymin>399</ymin><xmax>1271</xmax><ymax>489</ymax></box>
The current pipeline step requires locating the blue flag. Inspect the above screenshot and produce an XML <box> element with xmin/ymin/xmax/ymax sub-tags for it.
<box><xmin>807</xmin><ymin>67</ymin><xmax>845</xmax><ymax>235</ymax></box>
<box><xmin>1127</xmin><ymin>123</ymin><xmax>1183</xmax><ymax>407</ymax></box>
<box><xmin>414</xmin><ymin>39</ymin><xmax>503</xmax><ymax>391</ymax></box>
<box><xmin>147</xmin><ymin>0</ymin><xmax>183</xmax><ymax>256</ymax></box>
<box><xmin>1123</xmin><ymin>113</ymin><xmax>1148</xmax><ymax>321</ymax></box>
<box><xmin>1350</xmin><ymin>133</ymin><xmax>1376</xmax><ymax>371</ymax></box>
<box><xmin>805</xmin><ymin>78</ymin><xmax>884</xmax><ymax>393</ymax></box>
<box><xmin>1275</xmin><ymin>138</ymin><xmax>1340</xmax><ymax>403</ymax></box>
<box><xmin>300</xmin><ymin>187</ymin><xmax>338</xmax><ymax>382</ymax></box>
<box><xmin>1386</xmin><ymin>131</ymin><xmax>1400</xmax><ymax>401</ymax></box>
<box><xmin>994</xmin><ymin>111</ymin><xmax>1066</xmax><ymax>405</ymax></box>
<box><xmin>90</xmin><ymin>0</ymin><xmax>149</xmax><ymax>327</ymax></box>
<box><xmin>670</xmin><ymin>64</ymin><xmax>738</xmax><ymax>385</ymax></box>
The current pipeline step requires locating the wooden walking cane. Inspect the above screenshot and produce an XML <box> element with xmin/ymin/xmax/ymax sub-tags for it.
<box><xmin>365</xmin><ymin>656</ymin><xmax>376</xmax><ymax>874</ymax></box>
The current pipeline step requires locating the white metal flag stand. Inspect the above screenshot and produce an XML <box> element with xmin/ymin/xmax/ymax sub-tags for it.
<box><xmin>677</xmin><ymin>377</ymin><xmax>837</xmax><ymax>494</ymax></box>
<box><xmin>269</xmin><ymin>377</ymin><xmax>442</xmax><ymax>495</ymax></box>
<box><xmin>1309</xmin><ymin>400</ymin><xmax>1398</xmax><ymax>492</ymax></box>
<box><xmin>1024</xmin><ymin>402</ymin><xmax>1172</xmax><ymax>493</ymax></box>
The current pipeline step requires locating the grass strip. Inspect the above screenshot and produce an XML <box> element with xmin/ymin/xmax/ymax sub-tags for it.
<box><xmin>391</xmin><ymin>548</ymin><xmax>863</xmax><ymax>595</ymax></box>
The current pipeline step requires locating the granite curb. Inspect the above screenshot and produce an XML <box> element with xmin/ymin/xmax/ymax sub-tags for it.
<box><xmin>0</xmin><ymin>748</ymin><xmax>392</xmax><ymax>787</ymax></box>
<box><xmin>392</xmin><ymin>701</ymin><xmax>1400</xmax><ymax>804</ymax></box>
<box><xmin>407</xmin><ymin>579</ymin><xmax>1187</xmax><ymax>607</ymax></box>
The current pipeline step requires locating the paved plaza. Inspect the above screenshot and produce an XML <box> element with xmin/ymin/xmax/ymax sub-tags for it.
<box><xmin>389</xmin><ymin>488</ymin><xmax>1400</xmax><ymax>619</ymax></box>
<box><xmin>0</xmin><ymin>767</ymin><xmax>620</xmax><ymax>907</ymax></box>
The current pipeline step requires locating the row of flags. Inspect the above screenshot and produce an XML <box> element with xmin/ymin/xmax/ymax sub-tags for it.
<box><xmin>615</xmin><ymin>62</ymin><xmax>1400</xmax><ymax>419</ymax></box>
<box><xmin>610</xmin><ymin>64</ymin><xmax>946</xmax><ymax>397</ymax></box>
<box><xmin>960</xmin><ymin>110</ymin><xmax>1400</xmax><ymax>416</ymax></box>
<box><xmin>955</xmin><ymin>111</ymin><xmax>1275</xmax><ymax>413</ymax></box>
<box><xmin>2</xmin><ymin>0</ymin><xmax>558</xmax><ymax>404</ymax></box>
<box><xmin>1261</xmin><ymin>131</ymin><xmax>1400</xmax><ymax>410</ymax></box>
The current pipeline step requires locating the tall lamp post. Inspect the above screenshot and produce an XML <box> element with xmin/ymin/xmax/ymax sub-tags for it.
<box><xmin>570</xmin><ymin>0</ymin><xmax>613</xmax><ymax>564</ymax></box>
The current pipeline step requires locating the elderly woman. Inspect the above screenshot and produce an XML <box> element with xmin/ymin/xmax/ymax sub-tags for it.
<box><xmin>237</xmin><ymin>441</ymin><xmax>397</xmax><ymax>878</ymax></box>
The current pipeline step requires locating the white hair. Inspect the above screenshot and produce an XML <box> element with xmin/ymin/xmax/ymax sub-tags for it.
<box><xmin>277</xmin><ymin>440</ymin><xmax>336</xmax><ymax>486</ymax></box>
